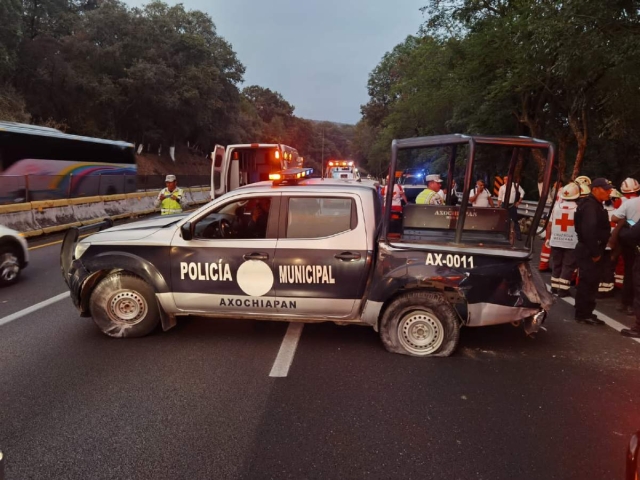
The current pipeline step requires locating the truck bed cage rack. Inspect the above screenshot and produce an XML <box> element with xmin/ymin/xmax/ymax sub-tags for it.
<box><xmin>385</xmin><ymin>134</ymin><xmax>555</xmax><ymax>250</ymax></box>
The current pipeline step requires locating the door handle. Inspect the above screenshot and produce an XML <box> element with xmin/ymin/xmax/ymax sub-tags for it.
<box><xmin>334</xmin><ymin>252</ymin><xmax>361</xmax><ymax>261</ymax></box>
<box><xmin>243</xmin><ymin>252</ymin><xmax>269</xmax><ymax>261</ymax></box>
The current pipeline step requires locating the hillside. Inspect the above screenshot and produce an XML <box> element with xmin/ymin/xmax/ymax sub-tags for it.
<box><xmin>136</xmin><ymin>146</ymin><xmax>211</xmax><ymax>176</ymax></box>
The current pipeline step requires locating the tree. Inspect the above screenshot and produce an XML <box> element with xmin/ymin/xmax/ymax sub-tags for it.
<box><xmin>243</xmin><ymin>85</ymin><xmax>294</xmax><ymax>124</ymax></box>
<box><xmin>359</xmin><ymin>0</ymin><xmax>640</xmax><ymax>183</ymax></box>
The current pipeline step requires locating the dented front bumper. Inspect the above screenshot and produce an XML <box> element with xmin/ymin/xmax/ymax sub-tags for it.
<box><xmin>60</xmin><ymin>220</ymin><xmax>113</xmax><ymax>313</ymax></box>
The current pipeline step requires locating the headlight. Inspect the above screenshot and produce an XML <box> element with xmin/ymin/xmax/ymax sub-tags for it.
<box><xmin>74</xmin><ymin>242</ymin><xmax>91</xmax><ymax>259</ymax></box>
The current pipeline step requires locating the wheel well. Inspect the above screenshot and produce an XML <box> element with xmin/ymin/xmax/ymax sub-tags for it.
<box><xmin>0</xmin><ymin>237</ymin><xmax>25</xmax><ymax>267</ymax></box>
<box><xmin>79</xmin><ymin>269</ymin><xmax>125</xmax><ymax>315</ymax></box>
<box><xmin>376</xmin><ymin>286</ymin><xmax>466</xmax><ymax>331</ymax></box>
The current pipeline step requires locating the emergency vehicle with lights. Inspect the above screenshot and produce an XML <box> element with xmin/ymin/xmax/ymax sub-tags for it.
<box><xmin>60</xmin><ymin>134</ymin><xmax>554</xmax><ymax>357</ymax></box>
<box><xmin>208</xmin><ymin>143</ymin><xmax>301</xmax><ymax>199</ymax></box>
<box><xmin>325</xmin><ymin>160</ymin><xmax>360</xmax><ymax>180</ymax></box>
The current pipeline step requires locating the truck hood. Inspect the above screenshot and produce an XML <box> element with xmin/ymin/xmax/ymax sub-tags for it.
<box><xmin>86</xmin><ymin>214</ymin><xmax>187</xmax><ymax>242</ymax></box>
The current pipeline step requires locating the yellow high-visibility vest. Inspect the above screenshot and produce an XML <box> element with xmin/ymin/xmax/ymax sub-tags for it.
<box><xmin>159</xmin><ymin>187</ymin><xmax>184</xmax><ymax>215</ymax></box>
<box><xmin>415</xmin><ymin>188</ymin><xmax>442</xmax><ymax>205</ymax></box>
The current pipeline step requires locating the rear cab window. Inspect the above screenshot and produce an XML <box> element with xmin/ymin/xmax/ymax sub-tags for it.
<box><xmin>285</xmin><ymin>197</ymin><xmax>357</xmax><ymax>239</ymax></box>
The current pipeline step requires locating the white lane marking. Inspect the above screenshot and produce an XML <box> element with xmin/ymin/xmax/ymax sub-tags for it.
<box><xmin>269</xmin><ymin>323</ymin><xmax>304</xmax><ymax>377</ymax></box>
<box><xmin>547</xmin><ymin>284</ymin><xmax>640</xmax><ymax>344</ymax></box>
<box><xmin>0</xmin><ymin>292</ymin><xmax>70</xmax><ymax>327</ymax></box>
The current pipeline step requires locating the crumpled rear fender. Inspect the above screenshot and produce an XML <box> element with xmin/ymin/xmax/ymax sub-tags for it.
<box><xmin>368</xmin><ymin>249</ymin><xmax>553</xmax><ymax>328</ymax></box>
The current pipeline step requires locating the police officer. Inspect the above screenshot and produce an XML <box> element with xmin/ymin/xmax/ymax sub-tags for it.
<box><xmin>574</xmin><ymin>178</ymin><xmax>613</xmax><ymax>325</ymax></box>
<box><xmin>415</xmin><ymin>174</ymin><xmax>444</xmax><ymax>205</ymax></box>
<box><xmin>155</xmin><ymin>174</ymin><xmax>187</xmax><ymax>215</ymax></box>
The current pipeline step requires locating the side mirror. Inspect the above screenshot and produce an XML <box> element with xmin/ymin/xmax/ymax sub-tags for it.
<box><xmin>181</xmin><ymin>222</ymin><xmax>193</xmax><ymax>241</ymax></box>
<box><xmin>626</xmin><ymin>431</ymin><xmax>640</xmax><ymax>480</ymax></box>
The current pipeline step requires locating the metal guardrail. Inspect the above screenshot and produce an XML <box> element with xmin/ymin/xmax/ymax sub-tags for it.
<box><xmin>0</xmin><ymin>174</ymin><xmax>210</xmax><ymax>205</ymax></box>
<box><xmin>517</xmin><ymin>199</ymin><xmax>551</xmax><ymax>218</ymax></box>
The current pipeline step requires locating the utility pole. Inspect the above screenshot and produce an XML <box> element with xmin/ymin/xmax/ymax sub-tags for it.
<box><xmin>321</xmin><ymin>127</ymin><xmax>325</xmax><ymax>180</ymax></box>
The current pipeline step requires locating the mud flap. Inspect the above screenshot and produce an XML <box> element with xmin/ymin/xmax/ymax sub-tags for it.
<box><xmin>60</xmin><ymin>227</ymin><xmax>79</xmax><ymax>286</ymax></box>
<box><xmin>157</xmin><ymin>298</ymin><xmax>177</xmax><ymax>331</ymax></box>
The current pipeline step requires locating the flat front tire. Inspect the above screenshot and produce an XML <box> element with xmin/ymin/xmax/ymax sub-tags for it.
<box><xmin>89</xmin><ymin>273</ymin><xmax>160</xmax><ymax>338</ymax></box>
<box><xmin>380</xmin><ymin>291</ymin><xmax>460</xmax><ymax>357</ymax></box>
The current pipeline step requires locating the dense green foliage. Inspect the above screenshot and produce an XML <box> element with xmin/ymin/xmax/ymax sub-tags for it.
<box><xmin>0</xmin><ymin>0</ymin><xmax>354</xmax><ymax>166</ymax></box>
<box><xmin>355</xmin><ymin>0</ymin><xmax>640</xmax><ymax>184</ymax></box>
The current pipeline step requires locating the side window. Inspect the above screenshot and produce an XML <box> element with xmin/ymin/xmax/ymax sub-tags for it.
<box><xmin>286</xmin><ymin>197</ymin><xmax>356</xmax><ymax>239</ymax></box>
<box><xmin>193</xmin><ymin>197</ymin><xmax>272</xmax><ymax>240</ymax></box>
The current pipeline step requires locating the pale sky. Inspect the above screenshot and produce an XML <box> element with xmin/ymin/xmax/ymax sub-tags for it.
<box><xmin>124</xmin><ymin>0</ymin><xmax>426</xmax><ymax>124</ymax></box>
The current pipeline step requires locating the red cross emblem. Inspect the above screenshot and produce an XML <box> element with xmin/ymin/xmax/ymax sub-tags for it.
<box><xmin>555</xmin><ymin>213</ymin><xmax>574</xmax><ymax>232</ymax></box>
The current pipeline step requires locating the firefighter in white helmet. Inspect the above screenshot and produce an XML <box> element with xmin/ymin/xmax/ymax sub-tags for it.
<box><xmin>620</xmin><ymin>177</ymin><xmax>640</xmax><ymax>202</ymax></box>
<box><xmin>575</xmin><ymin>176</ymin><xmax>592</xmax><ymax>187</ymax></box>
<box><xmin>549</xmin><ymin>182</ymin><xmax>580</xmax><ymax>297</ymax></box>
<box><xmin>577</xmin><ymin>182</ymin><xmax>591</xmax><ymax>199</ymax></box>
<box><xmin>154</xmin><ymin>174</ymin><xmax>187</xmax><ymax>215</ymax></box>
<box><xmin>610</xmin><ymin>179</ymin><xmax>640</xmax><ymax>315</ymax></box>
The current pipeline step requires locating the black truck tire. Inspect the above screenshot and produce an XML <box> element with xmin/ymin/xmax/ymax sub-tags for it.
<box><xmin>380</xmin><ymin>291</ymin><xmax>460</xmax><ymax>357</ymax></box>
<box><xmin>90</xmin><ymin>273</ymin><xmax>160</xmax><ymax>338</ymax></box>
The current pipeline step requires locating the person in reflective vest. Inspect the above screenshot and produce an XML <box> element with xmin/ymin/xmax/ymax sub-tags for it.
<box><xmin>549</xmin><ymin>182</ymin><xmax>579</xmax><ymax>296</ymax></box>
<box><xmin>155</xmin><ymin>174</ymin><xmax>186</xmax><ymax>215</ymax></box>
<box><xmin>599</xmin><ymin>191</ymin><xmax>619</xmax><ymax>296</ymax></box>
<box><xmin>539</xmin><ymin>182</ymin><xmax>564</xmax><ymax>272</ymax></box>
<box><xmin>415</xmin><ymin>174</ymin><xmax>444</xmax><ymax>205</ymax></box>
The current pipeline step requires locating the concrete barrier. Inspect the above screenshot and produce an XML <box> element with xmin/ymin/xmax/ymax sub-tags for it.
<box><xmin>0</xmin><ymin>202</ymin><xmax>42</xmax><ymax>236</ymax></box>
<box><xmin>189</xmin><ymin>187</ymin><xmax>210</xmax><ymax>205</ymax></box>
<box><xmin>125</xmin><ymin>191</ymin><xmax>158</xmax><ymax>214</ymax></box>
<box><xmin>68</xmin><ymin>197</ymin><xmax>110</xmax><ymax>229</ymax></box>
<box><xmin>0</xmin><ymin>189</ymin><xmax>211</xmax><ymax>237</ymax></box>
<box><xmin>31</xmin><ymin>199</ymin><xmax>80</xmax><ymax>234</ymax></box>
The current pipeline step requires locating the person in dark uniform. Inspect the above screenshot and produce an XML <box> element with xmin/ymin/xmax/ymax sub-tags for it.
<box><xmin>246</xmin><ymin>199</ymin><xmax>269</xmax><ymax>238</ymax></box>
<box><xmin>574</xmin><ymin>178</ymin><xmax>613</xmax><ymax>325</ymax></box>
<box><xmin>618</xmin><ymin>213</ymin><xmax>640</xmax><ymax>337</ymax></box>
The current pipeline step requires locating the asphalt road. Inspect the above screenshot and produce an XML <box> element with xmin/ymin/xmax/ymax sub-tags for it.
<box><xmin>1</xmin><ymin>238</ymin><xmax>640</xmax><ymax>479</ymax></box>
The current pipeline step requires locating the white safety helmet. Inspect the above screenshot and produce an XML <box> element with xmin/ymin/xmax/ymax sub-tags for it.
<box><xmin>560</xmin><ymin>182</ymin><xmax>580</xmax><ymax>201</ymax></box>
<box><xmin>578</xmin><ymin>182</ymin><xmax>591</xmax><ymax>197</ymax></box>
<box><xmin>610</xmin><ymin>188</ymin><xmax>624</xmax><ymax>199</ymax></box>
<box><xmin>574</xmin><ymin>175</ymin><xmax>591</xmax><ymax>186</ymax></box>
<box><xmin>165</xmin><ymin>174</ymin><xmax>177</xmax><ymax>183</ymax></box>
<box><xmin>621</xmin><ymin>177</ymin><xmax>640</xmax><ymax>194</ymax></box>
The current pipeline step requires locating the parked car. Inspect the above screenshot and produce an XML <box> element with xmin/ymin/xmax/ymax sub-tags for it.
<box><xmin>0</xmin><ymin>225</ymin><xmax>29</xmax><ymax>286</ymax></box>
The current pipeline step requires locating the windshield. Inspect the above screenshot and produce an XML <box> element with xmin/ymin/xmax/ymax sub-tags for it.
<box><xmin>399</xmin><ymin>173</ymin><xmax>426</xmax><ymax>185</ymax></box>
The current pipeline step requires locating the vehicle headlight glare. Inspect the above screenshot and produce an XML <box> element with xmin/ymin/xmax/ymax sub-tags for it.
<box><xmin>74</xmin><ymin>242</ymin><xmax>90</xmax><ymax>259</ymax></box>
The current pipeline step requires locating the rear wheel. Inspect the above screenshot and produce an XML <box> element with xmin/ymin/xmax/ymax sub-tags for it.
<box><xmin>380</xmin><ymin>291</ymin><xmax>460</xmax><ymax>357</ymax></box>
<box><xmin>0</xmin><ymin>247</ymin><xmax>21</xmax><ymax>287</ymax></box>
<box><xmin>90</xmin><ymin>273</ymin><xmax>160</xmax><ymax>338</ymax></box>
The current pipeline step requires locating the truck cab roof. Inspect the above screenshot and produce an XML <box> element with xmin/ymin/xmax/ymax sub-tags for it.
<box><xmin>235</xmin><ymin>177</ymin><xmax>379</xmax><ymax>195</ymax></box>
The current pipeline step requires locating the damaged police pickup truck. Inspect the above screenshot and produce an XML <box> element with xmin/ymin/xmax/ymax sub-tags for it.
<box><xmin>61</xmin><ymin>135</ymin><xmax>554</xmax><ymax>357</ymax></box>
